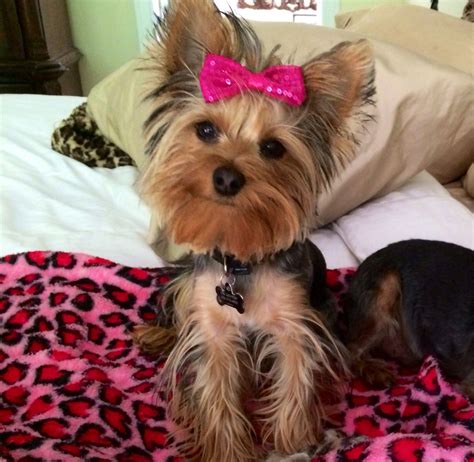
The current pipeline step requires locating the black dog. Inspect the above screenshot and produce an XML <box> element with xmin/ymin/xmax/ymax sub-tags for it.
<box><xmin>344</xmin><ymin>239</ymin><xmax>474</xmax><ymax>398</ymax></box>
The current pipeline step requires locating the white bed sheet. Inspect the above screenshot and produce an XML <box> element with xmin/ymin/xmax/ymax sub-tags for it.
<box><xmin>1</xmin><ymin>95</ymin><xmax>163</xmax><ymax>268</ymax></box>
<box><xmin>1</xmin><ymin>94</ymin><xmax>471</xmax><ymax>270</ymax></box>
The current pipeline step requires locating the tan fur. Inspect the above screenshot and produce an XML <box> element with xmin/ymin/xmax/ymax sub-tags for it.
<box><xmin>133</xmin><ymin>324</ymin><xmax>178</xmax><ymax>356</ymax></box>
<box><xmin>133</xmin><ymin>270</ymin><xmax>194</xmax><ymax>355</ymax></box>
<box><xmin>374</xmin><ymin>272</ymin><xmax>401</xmax><ymax>318</ymax></box>
<box><xmin>140</xmin><ymin>59</ymin><xmax>374</xmax><ymax>259</ymax></box>
<box><xmin>139</xmin><ymin>3</ymin><xmax>375</xmax><ymax>261</ymax></box>
<box><xmin>135</xmin><ymin>265</ymin><xmax>347</xmax><ymax>461</ymax></box>
<box><xmin>135</xmin><ymin>1</ymin><xmax>375</xmax><ymax>459</ymax></box>
<box><xmin>159</xmin><ymin>270</ymin><xmax>255</xmax><ymax>461</ymax></box>
<box><xmin>139</xmin><ymin>96</ymin><xmax>320</xmax><ymax>261</ymax></box>
<box><xmin>348</xmin><ymin>271</ymin><xmax>403</xmax><ymax>387</ymax></box>
<box><xmin>351</xmin><ymin>271</ymin><xmax>402</xmax><ymax>357</ymax></box>
<box><xmin>153</xmin><ymin>0</ymin><xmax>229</xmax><ymax>75</ymax></box>
<box><xmin>248</xmin><ymin>269</ymin><xmax>345</xmax><ymax>453</ymax></box>
<box><xmin>302</xmin><ymin>40</ymin><xmax>373</xmax><ymax>119</ymax></box>
<box><xmin>302</xmin><ymin>40</ymin><xmax>375</xmax><ymax>171</ymax></box>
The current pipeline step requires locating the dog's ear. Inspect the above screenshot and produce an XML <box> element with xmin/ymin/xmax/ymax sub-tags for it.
<box><xmin>154</xmin><ymin>0</ymin><xmax>232</xmax><ymax>75</ymax></box>
<box><xmin>300</xmin><ymin>40</ymin><xmax>376</xmax><ymax>181</ymax></box>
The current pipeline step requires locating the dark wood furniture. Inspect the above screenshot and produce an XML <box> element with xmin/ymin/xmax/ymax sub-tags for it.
<box><xmin>0</xmin><ymin>0</ymin><xmax>82</xmax><ymax>95</ymax></box>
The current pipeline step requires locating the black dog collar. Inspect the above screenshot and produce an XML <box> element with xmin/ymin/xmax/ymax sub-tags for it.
<box><xmin>211</xmin><ymin>250</ymin><xmax>252</xmax><ymax>276</ymax></box>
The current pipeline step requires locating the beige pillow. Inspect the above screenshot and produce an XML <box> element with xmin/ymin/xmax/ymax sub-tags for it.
<box><xmin>333</xmin><ymin>5</ymin><xmax>474</xmax><ymax>185</ymax></box>
<box><xmin>87</xmin><ymin>21</ymin><xmax>473</xmax><ymax>228</ymax></box>
<box><xmin>444</xmin><ymin>179</ymin><xmax>474</xmax><ymax>213</ymax></box>
<box><xmin>335</xmin><ymin>5</ymin><xmax>474</xmax><ymax>76</ymax></box>
<box><xmin>464</xmin><ymin>163</ymin><xmax>474</xmax><ymax>198</ymax></box>
<box><xmin>87</xmin><ymin>55</ymin><xmax>152</xmax><ymax>171</ymax></box>
<box><xmin>335</xmin><ymin>8</ymin><xmax>369</xmax><ymax>29</ymax></box>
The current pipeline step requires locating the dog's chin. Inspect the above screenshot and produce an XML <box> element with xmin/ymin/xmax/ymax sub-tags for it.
<box><xmin>166</xmin><ymin>196</ymin><xmax>303</xmax><ymax>261</ymax></box>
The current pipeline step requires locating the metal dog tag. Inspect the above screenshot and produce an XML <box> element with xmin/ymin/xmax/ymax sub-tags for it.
<box><xmin>216</xmin><ymin>282</ymin><xmax>244</xmax><ymax>314</ymax></box>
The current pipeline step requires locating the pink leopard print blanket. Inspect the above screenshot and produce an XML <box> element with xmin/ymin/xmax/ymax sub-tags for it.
<box><xmin>0</xmin><ymin>252</ymin><xmax>472</xmax><ymax>462</ymax></box>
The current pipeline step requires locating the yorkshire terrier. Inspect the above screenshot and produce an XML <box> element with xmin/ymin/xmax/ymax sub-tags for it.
<box><xmin>133</xmin><ymin>0</ymin><xmax>375</xmax><ymax>460</ymax></box>
<box><xmin>344</xmin><ymin>239</ymin><xmax>474</xmax><ymax>399</ymax></box>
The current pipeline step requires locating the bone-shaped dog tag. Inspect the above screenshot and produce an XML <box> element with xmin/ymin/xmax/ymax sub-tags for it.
<box><xmin>216</xmin><ymin>283</ymin><xmax>244</xmax><ymax>314</ymax></box>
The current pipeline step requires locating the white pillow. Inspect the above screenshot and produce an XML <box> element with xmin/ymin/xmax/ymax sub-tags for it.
<box><xmin>333</xmin><ymin>171</ymin><xmax>474</xmax><ymax>261</ymax></box>
<box><xmin>310</xmin><ymin>229</ymin><xmax>358</xmax><ymax>269</ymax></box>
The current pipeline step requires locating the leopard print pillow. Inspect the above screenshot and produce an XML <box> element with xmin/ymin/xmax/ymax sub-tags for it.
<box><xmin>51</xmin><ymin>103</ymin><xmax>134</xmax><ymax>168</ymax></box>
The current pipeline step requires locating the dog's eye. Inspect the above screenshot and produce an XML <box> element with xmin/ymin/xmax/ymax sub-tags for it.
<box><xmin>195</xmin><ymin>121</ymin><xmax>219</xmax><ymax>143</ymax></box>
<box><xmin>259</xmin><ymin>138</ymin><xmax>286</xmax><ymax>159</ymax></box>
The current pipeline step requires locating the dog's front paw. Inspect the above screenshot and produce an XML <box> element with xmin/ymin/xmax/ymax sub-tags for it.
<box><xmin>353</xmin><ymin>357</ymin><xmax>396</xmax><ymax>388</ymax></box>
<box><xmin>132</xmin><ymin>323</ymin><xmax>177</xmax><ymax>356</ymax></box>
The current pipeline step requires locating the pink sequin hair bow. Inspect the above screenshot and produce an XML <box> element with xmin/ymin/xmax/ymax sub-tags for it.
<box><xmin>199</xmin><ymin>54</ymin><xmax>306</xmax><ymax>107</ymax></box>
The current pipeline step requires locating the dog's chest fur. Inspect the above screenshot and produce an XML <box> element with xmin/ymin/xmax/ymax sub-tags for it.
<box><xmin>191</xmin><ymin>264</ymin><xmax>308</xmax><ymax>334</ymax></box>
<box><xmin>170</xmin><ymin>240</ymin><xmax>330</xmax><ymax>339</ymax></box>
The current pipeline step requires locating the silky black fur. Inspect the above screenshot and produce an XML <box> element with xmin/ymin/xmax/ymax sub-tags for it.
<box><xmin>345</xmin><ymin>239</ymin><xmax>474</xmax><ymax>388</ymax></box>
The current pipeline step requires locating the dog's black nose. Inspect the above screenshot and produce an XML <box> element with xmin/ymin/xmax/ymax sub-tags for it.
<box><xmin>213</xmin><ymin>166</ymin><xmax>245</xmax><ymax>196</ymax></box>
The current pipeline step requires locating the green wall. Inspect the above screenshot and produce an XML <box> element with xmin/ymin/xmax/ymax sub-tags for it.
<box><xmin>407</xmin><ymin>0</ymin><xmax>466</xmax><ymax>16</ymax></box>
<box><xmin>323</xmin><ymin>0</ymin><xmax>341</xmax><ymax>27</ymax></box>
<box><xmin>66</xmin><ymin>0</ymin><xmax>153</xmax><ymax>95</ymax></box>
<box><xmin>339</xmin><ymin>0</ymin><xmax>465</xmax><ymax>15</ymax></box>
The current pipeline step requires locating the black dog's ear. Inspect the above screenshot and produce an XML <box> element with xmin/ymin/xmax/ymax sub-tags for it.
<box><xmin>151</xmin><ymin>0</ymin><xmax>232</xmax><ymax>76</ymax></box>
<box><xmin>300</xmin><ymin>40</ymin><xmax>376</xmax><ymax>184</ymax></box>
